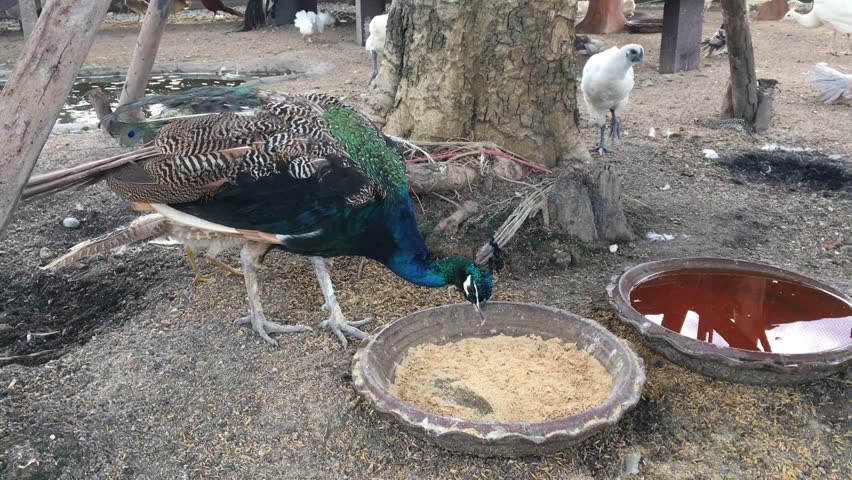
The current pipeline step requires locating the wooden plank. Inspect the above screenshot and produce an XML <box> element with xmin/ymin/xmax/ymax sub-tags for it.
<box><xmin>117</xmin><ymin>0</ymin><xmax>174</xmax><ymax>115</ymax></box>
<box><xmin>356</xmin><ymin>0</ymin><xmax>385</xmax><ymax>46</ymax></box>
<box><xmin>659</xmin><ymin>0</ymin><xmax>705</xmax><ymax>74</ymax></box>
<box><xmin>0</xmin><ymin>0</ymin><xmax>111</xmax><ymax>232</ymax></box>
<box><xmin>18</xmin><ymin>0</ymin><xmax>39</xmax><ymax>38</ymax></box>
<box><xmin>271</xmin><ymin>0</ymin><xmax>318</xmax><ymax>26</ymax></box>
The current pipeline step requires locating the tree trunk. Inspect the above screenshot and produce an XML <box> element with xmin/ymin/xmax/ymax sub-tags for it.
<box><xmin>576</xmin><ymin>0</ymin><xmax>627</xmax><ymax>34</ymax></box>
<box><xmin>755</xmin><ymin>0</ymin><xmax>788</xmax><ymax>21</ymax></box>
<box><xmin>118</xmin><ymin>0</ymin><xmax>174</xmax><ymax>117</ymax></box>
<box><xmin>0</xmin><ymin>0</ymin><xmax>111</xmax><ymax>233</ymax></box>
<box><xmin>720</xmin><ymin>0</ymin><xmax>758</xmax><ymax>125</ymax></box>
<box><xmin>366</xmin><ymin>0</ymin><xmax>589</xmax><ymax>168</ymax></box>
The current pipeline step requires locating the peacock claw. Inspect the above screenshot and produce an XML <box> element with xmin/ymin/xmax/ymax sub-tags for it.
<box><xmin>193</xmin><ymin>273</ymin><xmax>213</xmax><ymax>284</ymax></box>
<box><xmin>321</xmin><ymin>316</ymin><xmax>373</xmax><ymax>348</ymax></box>
<box><xmin>235</xmin><ymin>313</ymin><xmax>312</xmax><ymax>347</ymax></box>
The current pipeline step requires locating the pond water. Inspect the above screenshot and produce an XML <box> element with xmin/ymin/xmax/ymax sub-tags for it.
<box><xmin>0</xmin><ymin>73</ymin><xmax>248</xmax><ymax>125</ymax></box>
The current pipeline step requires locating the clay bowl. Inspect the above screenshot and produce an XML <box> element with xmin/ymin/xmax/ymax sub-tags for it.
<box><xmin>352</xmin><ymin>302</ymin><xmax>645</xmax><ymax>457</ymax></box>
<box><xmin>609</xmin><ymin>257</ymin><xmax>852</xmax><ymax>385</ymax></box>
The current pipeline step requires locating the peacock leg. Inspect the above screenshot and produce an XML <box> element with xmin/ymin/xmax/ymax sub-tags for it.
<box><xmin>234</xmin><ymin>242</ymin><xmax>312</xmax><ymax>347</ymax></box>
<box><xmin>185</xmin><ymin>246</ymin><xmax>213</xmax><ymax>284</ymax></box>
<box><xmin>368</xmin><ymin>49</ymin><xmax>379</xmax><ymax>84</ymax></box>
<box><xmin>591</xmin><ymin>124</ymin><xmax>610</xmax><ymax>155</ymax></box>
<box><xmin>310</xmin><ymin>257</ymin><xmax>372</xmax><ymax>348</ymax></box>
<box><xmin>609</xmin><ymin>108</ymin><xmax>622</xmax><ymax>141</ymax></box>
<box><xmin>206</xmin><ymin>255</ymin><xmax>243</xmax><ymax>277</ymax></box>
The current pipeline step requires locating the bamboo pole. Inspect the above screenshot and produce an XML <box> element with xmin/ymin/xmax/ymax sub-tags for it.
<box><xmin>118</xmin><ymin>0</ymin><xmax>175</xmax><ymax>113</ymax></box>
<box><xmin>0</xmin><ymin>0</ymin><xmax>111</xmax><ymax>233</ymax></box>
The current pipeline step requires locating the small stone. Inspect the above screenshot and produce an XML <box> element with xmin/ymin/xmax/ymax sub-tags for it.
<box><xmin>828</xmin><ymin>154</ymin><xmax>843</xmax><ymax>161</ymax></box>
<box><xmin>63</xmin><ymin>217</ymin><xmax>81</xmax><ymax>229</ymax></box>
<box><xmin>39</xmin><ymin>247</ymin><xmax>55</xmax><ymax>259</ymax></box>
<box><xmin>609</xmin><ymin>244</ymin><xmax>618</xmax><ymax>253</ymax></box>
<box><xmin>659</xmin><ymin>183</ymin><xmax>671</xmax><ymax>191</ymax></box>
<box><xmin>624</xmin><ymin>451</ymin><xmax>641</xmax><ymax>475</ymax></box>
<box><xmin>343</xmin><ymin>79</ymin><xmax>353</xmax><ymax>85</ymax></box>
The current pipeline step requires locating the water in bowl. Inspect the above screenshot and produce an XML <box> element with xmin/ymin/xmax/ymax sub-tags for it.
<box><xmin>629</xmin><ymin>270</ymin><xmax>852</xmax><ymax>354</ymax></box>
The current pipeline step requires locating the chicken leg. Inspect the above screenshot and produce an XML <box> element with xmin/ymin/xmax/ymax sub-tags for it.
<box><xmin>593</xmin><ymin>124</ymin><xmax>611</xmax><ymax>155</ymax></box>
<box><xmin>368</xmin><ymin>49</ymin><xmax>379</xmax><ymax>84</ymax></box>
<box><xmin>235</xmin><ymin>242</ymin><xmax>312</xmax><ymax>346</ymax></box>
<box><xmin>609</xmin><ymin>108</ymin><xmax>622</xmax><ymax>141</ymax></box>
<box><xmin>310</xmin><ymin>257</ymin><xmax>372</xmax><ymax>347</ymax></box>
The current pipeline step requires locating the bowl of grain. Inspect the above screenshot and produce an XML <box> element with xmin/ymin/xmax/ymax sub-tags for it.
<box><xmin>352</xmin><ymin>302</ymin><xmax>645</xmax><ymax>457</ymax></box>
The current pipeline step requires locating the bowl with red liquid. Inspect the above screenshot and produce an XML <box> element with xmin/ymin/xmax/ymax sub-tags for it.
<box><xmin>609</xmin><ymin>257</ymin><xmax>852</xmax><ymax>384</ymax></box>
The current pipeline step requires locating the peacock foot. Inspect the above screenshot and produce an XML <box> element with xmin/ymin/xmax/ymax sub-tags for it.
<box><xmin>235</xmin><ymin>313</ymin><xmax>312</xmax><ymax>347</ymax></box>
<box><xmin>321</xmin><ymin>314</ymin><xmax>373</xmax><ymax>348</ymax></box>
<box><xmin>193</xmin><ymin>273</ymin><xmax>213</xmax><ymax>284</ymax></box>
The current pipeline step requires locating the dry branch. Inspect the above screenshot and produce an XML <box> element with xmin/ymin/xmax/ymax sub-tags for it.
<box><xmin>0</xmin><ymin>0</ymin><xmax>111</xmax><ymax>233</ymax></box>
<box><xmin>118</xmin><ymin>0</ymin><xmax>175</xmax><ymax>114</ymax></box>
<box><xmin>433</xmin><ymin>200</ymin><xmax>479</xmax><ymax>237</ymax></box>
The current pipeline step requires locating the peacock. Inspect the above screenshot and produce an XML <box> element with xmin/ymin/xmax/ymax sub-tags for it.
<box><xmin>23</xmin><ymin>87</ymin><xmax>497</xmax><ymax>347</ymax></box>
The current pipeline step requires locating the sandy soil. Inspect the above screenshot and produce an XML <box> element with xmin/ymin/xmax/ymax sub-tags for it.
<box><xmin>1</xmin><ymin>7</ymin><xmax>850</xmax><ymax>480</ymax></box>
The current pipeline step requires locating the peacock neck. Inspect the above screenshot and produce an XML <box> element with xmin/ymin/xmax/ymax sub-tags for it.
<box><xmin>375</xmin><ymin>192</ymin><xmax>449</xmax><ymax>288</ymax></box>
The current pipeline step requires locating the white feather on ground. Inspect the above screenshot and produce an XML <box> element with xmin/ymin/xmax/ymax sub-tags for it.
<box><xmin>809</xmin><ymin>63</ymin><xmax>852</xmax><ymax>104</ymax></box>
<box><xmin>580</xmin><ymin>44</ymin><xmax>644</xmax><ymax>154</ymax></box>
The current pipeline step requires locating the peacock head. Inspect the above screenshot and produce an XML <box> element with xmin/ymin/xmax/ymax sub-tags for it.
<box><xmin>436</xmin><ymin>256</ymin><xmax>494</xmax><ymax>309</ymax></box>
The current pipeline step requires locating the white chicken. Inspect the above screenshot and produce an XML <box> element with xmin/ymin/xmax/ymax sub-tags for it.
<box><xmin>365</xmin><ymin>14</ymin><xmax>388</xmax><ymax>84</ymax></box>
<box><xmin>580</xmin><ymin>44</ymin><xmax>644</xmax><ymax>155</ymax></box>
<box><xmin>809</xmin><ymin>63</ymin><xmax>852</xmax><ymax>104</ymax></box>
<box><xmin>294</xmin><ymin>9</ymin><xmax>335</xmax><ymax>42</ymax></box>
<box><xmin>783</xmin><ymin>0</ymin><xmax>852</xmax><ymax>54</ymax></box>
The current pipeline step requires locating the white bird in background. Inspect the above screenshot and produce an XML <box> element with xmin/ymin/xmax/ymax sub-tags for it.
<box><xmin>365</xmin><ymin>14</ymin><xmax>388</xmax><ymax>84</ymax></box>
<box><xmin>580</xmin><ymin>44</ymin><xmax>644</xmax><ymax>155</ymax></box>
<box><xmin>809</xmin><ymin>63</ymin><xmax>852</xmax><ymax>104</ymax></box>
<box><xmin>623</xmin><ymin>0</ymin><xmax>636</xmax><ymax>18</ymax></box>
<box><xmin>294</xmin><ymin>9</ymin><xmax>335</xmax><ymax>42</ymax></box>
<box><xmin>783</xmin><ymin>0</ymin><xmax>852</xmax><ymax>54</ymax></box>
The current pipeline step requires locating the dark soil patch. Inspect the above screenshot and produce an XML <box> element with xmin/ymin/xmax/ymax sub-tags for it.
<box><xmin>721</xmin><ymin>151</ymin><xmax>852</xmax><ymax>196</ymax></box>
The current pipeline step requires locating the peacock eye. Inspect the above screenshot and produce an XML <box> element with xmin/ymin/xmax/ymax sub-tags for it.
<box><xmin>128</xmin><ymin>129</ymin><xmax>136</xmax><ymax>138</ymax></box>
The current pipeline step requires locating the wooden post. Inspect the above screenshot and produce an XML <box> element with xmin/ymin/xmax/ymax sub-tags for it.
<box><xmin>576</xmin><ymin>0</ymin><xmax>627</xmax><ymax>34</ymax></box>
<box><xmin>755</xmin><ymin>0</ymin><xmax>789</xmax><ymax>21</ymax></box>
<box><xmin>271</xmin><ymin>0</ymin><xmax>318</xmax><ymax>27</ymax></box>
<box><xmin>659</xmin><ymin>0</ymin><xmax>705</xmax><ymax>74</ymax></box>
<box><xmin>356</xmin><ymin>0</ymin><xmax>386</xmax><ymax>46</ymax></box>
<box><xmin>720</xmin><ymin>0</ymin><xmax>758</xmax><ymax>124</ymax></box>
<box><xmin>117</xmin><ymin>0</ymin><xmax>174</xmax><ymax>112</ymax></box>
<box><xmin>18</xmin><ymin>0</ymin><xmax>39</xmax><ymax>38</ymax></box>
<box><xmin>0</xmin><ymin>0</ymin><xmax>111</xmax><ymax>233</ymax></box>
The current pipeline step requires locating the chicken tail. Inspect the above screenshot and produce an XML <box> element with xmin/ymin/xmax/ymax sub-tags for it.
<box><xmin>42</xmin><ymin>214</ymin><xmax>170</xmax><ymax>271</ymax></box>
<box><xmin>808</xmin><ymin>63</ymin><xmax>852</xmax><ymax>104</ymax></box>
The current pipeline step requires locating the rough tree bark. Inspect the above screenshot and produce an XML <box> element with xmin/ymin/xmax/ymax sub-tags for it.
<box><xmin>366</xmin><ymin>0</ymin><xmax>589</xmax><ymax>168</ymax></box>
<box><xmin>368</xmin><ymin>0</ymin><xmax>632</xmax><ymax>244</ymax></box>
<box><xmin>721</xmin><ymin>0</ymin><xmax>759</xmax><ymax>125</ymax></box>
<box><xmin>0</xmin><ymin>0</ymin><xmax>111</xmax><ymax>233</ymax></box>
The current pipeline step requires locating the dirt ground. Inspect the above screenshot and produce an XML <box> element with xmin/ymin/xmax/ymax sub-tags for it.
<box><xmin>1</xmin><ymin>7</ymin><xmax>851</xmax><ymax>480</ymax></box>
